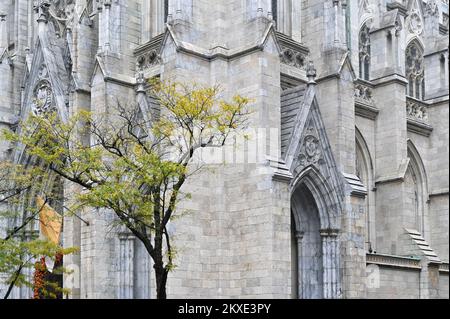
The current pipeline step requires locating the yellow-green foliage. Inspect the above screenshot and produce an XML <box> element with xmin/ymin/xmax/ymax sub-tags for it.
<box><xmin>1</xmin><ymin>80</ymin><xmax>250</xmax><ymax>298</ymax></box>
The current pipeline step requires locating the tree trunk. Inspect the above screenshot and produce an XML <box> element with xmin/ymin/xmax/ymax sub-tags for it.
<box><xmin>3</xmin><ymin>264</ymin><xmax>24</xmax><ymax>299</ymax></box>
<box><xmin>154</xmin><ymin>262</ymin><xmax>168</xmax><ymax>299</ymax></box>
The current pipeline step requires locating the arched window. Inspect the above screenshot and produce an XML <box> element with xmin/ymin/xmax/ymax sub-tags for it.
<box><xmin>405</xmin><ymin>41</ymin><xmax>425</xmax><ymax>100</ymax></box>
<box><xmin>404</xmin><ymin>142</ymin><xmax>428</xmax><ymax>235</ymax></box>
<box><xmin>359</xmin><ymin>23</ymin><xmax>371</xmax><ymax>80</ymax></box>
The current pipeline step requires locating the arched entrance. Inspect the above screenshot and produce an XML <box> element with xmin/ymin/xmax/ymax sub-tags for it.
<box><xmin>291</xmin><ymin>183</ymin><xmax>323</xmax><ymax>298</ymax></box>
<box><xmin>290</xmin><ymin>170</ymin><xmax>341</xmax><ymax>299</ymax></box>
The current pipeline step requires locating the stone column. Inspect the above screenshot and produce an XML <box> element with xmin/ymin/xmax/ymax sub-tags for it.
<box><xmin>118</xmin><ymin>233</ymin><xmax>135</xmax><ymax>299</ymax></box>
<box><xmin>295</xmin><ymin>231</ymin><xmax>303</xmax><ymax>298</ymax></box>
<box><xmin>321</xmin><ymin>231</ymin><xmax>331</xmax><ymax>299</ymax></box>
<box><xmin>329</xmin><ymin>230</ymin><xmax>340</xmax><ymax>298</ymax></box>
<box><xmin>321</xmin><ymin>229</ymin><xmax>340</xmax><ymax>299</ymax></box>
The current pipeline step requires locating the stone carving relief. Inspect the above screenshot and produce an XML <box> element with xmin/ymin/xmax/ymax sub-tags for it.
<box><xmin>280</xmin><ymin>48</ymin><xmax>307</xmax><ymax>70</ymax></box>
<box><xmin>354</xmin><ymin>82</ymin><xmax>373</xmax><ymax>104</ymax></box>
<box><xmin>408</xmin><ymin>11</ymin><xmax>423</xmax><ymax>34</ymax></box>
<box><xmin>406</xmin><ymin>1</ymin><xmax>424</xmax><ymax>35</ymax></box>
<box><xmin>136</xmin><ymin>49</ymin><xmax>161</xmax><ymax>70</ymax></box>
<box><xmin>32</xmin><ymin>81</ymin><xmax>55</xmax><ymax>116</ymax></box>
<box><xmin>31</xmin><ymin>64</ymin><xmax>56</xmax><ymax>116</ymax></box>
<box><xmin>425</xmin><ymin>0</ymin><xmax>439</xmax><ymax>16</ymax></box>
<box><xmin>295</xmin><ymin>125</ymin><xmax>324</xmax><ymax>173</ymax></box>
<box><xmin>406</xmin><ymin>98</ymin><xmax>428</xmax><ymax>121</ymax></box>
<box><xmin>394</xmin><ymin>14</ymin><xmax>403</xmax><ymax>36</ymax></box>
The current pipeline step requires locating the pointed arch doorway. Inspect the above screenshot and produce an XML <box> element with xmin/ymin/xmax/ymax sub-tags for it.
<box><xmin>290</xmin><ymin>171</ymin><xmax>341</xmax><ymax>299</ymax></box>
<box><xmin>291</xmin><ymin>183</ymin><xmax>323</xmax><ymax>298</ymax></box>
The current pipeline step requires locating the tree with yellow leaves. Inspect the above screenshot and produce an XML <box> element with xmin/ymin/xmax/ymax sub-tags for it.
<box><xmin>1</xmin><ymin>80</ymin><xmax>250</xmax><ymax>299</ymax></box>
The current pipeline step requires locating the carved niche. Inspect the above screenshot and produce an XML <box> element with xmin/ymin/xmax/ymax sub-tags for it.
<box><xmin>294</xmin><ymin>124</ymin><xmax>324</xmax><ymax>174</ymax></box>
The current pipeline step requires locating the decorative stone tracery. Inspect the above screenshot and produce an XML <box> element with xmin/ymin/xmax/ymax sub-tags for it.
<box><xmin>406</xmin><ymin>97</ymin><xmax>428</xmax><ymax>121</ymax></box>
<box><xmin>354</xmin><ymin>81</ymin><xmax>373</xmax><ymax>104</ymax></box>
<box><xmin>32</xmin><ymin>80</ymin><xmax>55</xmax><ymax>116</ymax></box>
<box><xmin>31</xmin><ymin>64</ymin><xmax>56</xmax><ymax>116</ymax></box>
<box><xmin>280</xmin><ymin>48</ymin><xmax>307</xmax><ymax>69</ymax></box>
<box><xmin>405</xmin><ymin>41</ymin><xmax>425</xmax><ymax>100</ymax></box>
<box><xmin>295</xmin><ymin>125</ymin><xmax>323</xmax><ymax>174</ymax></box>
<box><xmin>358</xmin><ymin>23</ymin><xmax>371</xmax><ymax>80</ymax></box>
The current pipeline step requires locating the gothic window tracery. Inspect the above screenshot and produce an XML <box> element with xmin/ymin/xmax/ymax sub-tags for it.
<box><xmin>406</xmin><ymin>41</ymin><xmax>425</xmax><ymax>100</ymax></box>
<box><xmin>359</xmin><ymin>23</ymin><xmax>371</xmax><ymax>80</ymax></box>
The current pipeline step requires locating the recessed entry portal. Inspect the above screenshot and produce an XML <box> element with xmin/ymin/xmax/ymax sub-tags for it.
<box><xmin>290</xmin><ymin>177</ymin><xmax>341</xmax><ymax>299</ymax></box>
<box><xmin>291</xmin><ymin>183</ymin><xmax>323</xmax><ymax>299</ymax></box>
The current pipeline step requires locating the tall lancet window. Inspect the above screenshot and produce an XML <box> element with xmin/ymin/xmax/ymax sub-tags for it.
<box><xmin>406</xmin><ymin>41</ymin><xmax>425</xmax><ymax>100</ymax></box>
<box><xmin>359</xmin><ymin>23</ymin><xmax>371</xmax><ymax>80</ymax></box>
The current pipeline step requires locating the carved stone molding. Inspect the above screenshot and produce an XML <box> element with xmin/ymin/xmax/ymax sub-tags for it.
<box><xmin>406</xmin><ymin>1</ymin><xmax>424</xmax><ymax>36</ymax></box>
<box><xmin>439</xmin><ymin>262</ymin><xmax>449</xmax><ymax>273</ymax></box>
<box><xmin>134</xmin><ymin>33</ymin><xmax>164</xmax><ymax>71</ymax></box>
<box><xmin>366</xmin><ymin>253</ymin><xmax>422</xmax><ymax>270</ymax></box>
<box><xmin>32</xmin><ymin>80</ymin><xmax>55</xmax><ymax>116</ymax></box>
<box><xmin>406</xmin><ymin>97</ymin><xmax>428</xmax><ymax>121</ymax></box>
<box><xmin>294</xmin><ymin>125</ymin><xmax>324</xmax><ymax>174</ymax></box>
<box><xmin>354</xmin><ymin>80</ymin><xmax>374</xmax><ymax>105</ymax></box>
<box><xmin>406</xmin><ymin>99</ymin><xmax>434</xmax><ymax>136</ymax></box>
<box><xmin>280</xmin><ymin>48</ymin><xmax>307</xmax><ymax>70</ymax></box>
<box><xmin>425</xmin><ymin>0</ymin><xmax>439</xmax><ymax>16</ymax></box>
<box><xmin>276</xmin><ymin>32</ymin><xmax>310</xmax><ymax>71</ymax></box>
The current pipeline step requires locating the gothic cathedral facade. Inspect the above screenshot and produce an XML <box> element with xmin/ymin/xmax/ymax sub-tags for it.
<box><xmin>0</xmin><ymin>0</ymin><xmax>448</xmax><ymax>298</ymax></box>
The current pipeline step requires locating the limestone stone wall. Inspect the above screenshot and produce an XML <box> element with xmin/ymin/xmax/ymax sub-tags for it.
<box><xmin>0</xmin><ymin>0</ymin><xmax>448</xmax><ymax>300</ymax></box>
<box><xmin>367</xmin><ymin>267</ymin><xmax>421</xmax><ymax>299</ymax></box>
<box><xmin>439</xmin><ymin>273</ymin><xmax>449</xmax><ymax>299</ymax></box>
